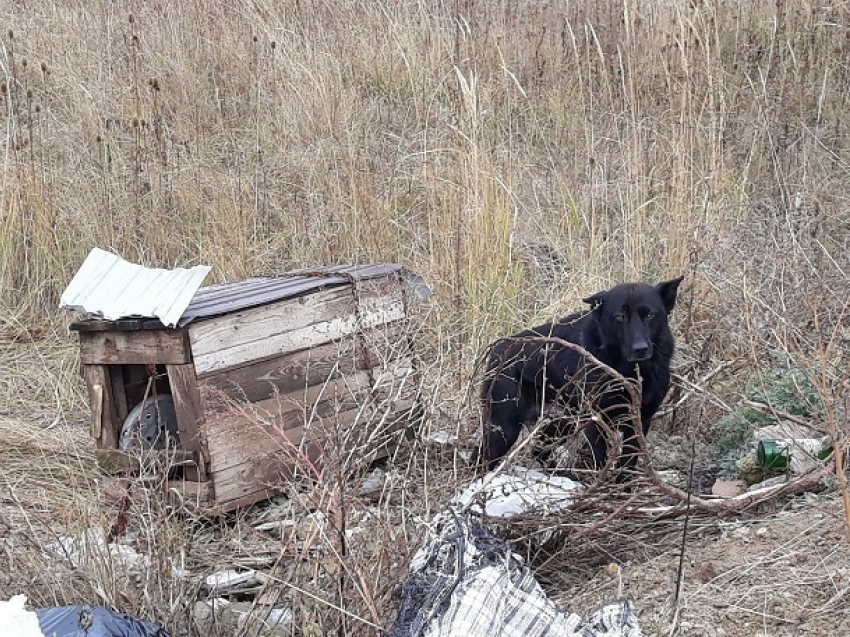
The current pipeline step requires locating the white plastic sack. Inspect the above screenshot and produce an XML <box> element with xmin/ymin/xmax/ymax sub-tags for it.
<box><xmin>454</xmin><ymin>466</ymin><xmax>581</xmax><ymax>518</ymax></box>
<box><xmin>0</xmin><ymin>596</ymin><xmax>43</xmax><ymax>637</ymax></box>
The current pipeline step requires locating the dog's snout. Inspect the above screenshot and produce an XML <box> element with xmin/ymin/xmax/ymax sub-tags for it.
<box><xmin>631</xmin><ymin>341</ymin><xmax>651</xmax><ymax>360</ymax></box>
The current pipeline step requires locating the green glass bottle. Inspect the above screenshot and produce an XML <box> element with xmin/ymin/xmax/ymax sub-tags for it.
<box><xmin>757</xmin><ymin>438</ymin><xmax>834</xmax><ymax>470</ymax></box>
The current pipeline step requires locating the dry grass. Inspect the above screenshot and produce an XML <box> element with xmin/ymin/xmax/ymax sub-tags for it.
<box><xmin>2</xmin><ymin>0</ymin><xmax>850</xmax><ymax>634</ymax></box>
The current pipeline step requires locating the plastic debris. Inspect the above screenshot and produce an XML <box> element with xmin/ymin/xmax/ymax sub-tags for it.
<box><xmin>36</xmin><ymin>605</ymin><xmax>170</xmax><ymax>637</ymax></box>
<box><xmin>0</xmin><ymin>595</ymin><xmax>43</xmax><ymax>637</ymax></box>
<box><xmin>454</xmin><ymin>466</ymin><xmax>581</xmax><ymax>518</ymax></box>
<box><xmin>390</xmin><ymin>508</ymin><xmax>642</xmax><ymax>637</ymax></box>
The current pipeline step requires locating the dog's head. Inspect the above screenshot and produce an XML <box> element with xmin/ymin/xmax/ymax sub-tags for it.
<box><xmin>583</xmin><ymin>276</ymin><xmax>684</xmax><ymax>363</ymax></box>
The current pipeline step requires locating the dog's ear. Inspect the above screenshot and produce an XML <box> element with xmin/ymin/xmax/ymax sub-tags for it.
<box><xmin>582</xmin><ymin>291</ymin><xmax>606</xmax><ymax>310</ymax></box>
<box><xmin>656</xmin><ymin>276</ymin><xmax>685</xmax><ymax>313</ymax></box>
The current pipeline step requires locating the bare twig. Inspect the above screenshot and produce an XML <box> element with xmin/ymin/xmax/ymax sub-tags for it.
<box><xmin>673</xmin><ymin>440</ymin><xmax>696</xmax><ymax>611</ymax></box>
<box><xmin>740</xmin><ymin>399</ymin><xmax>820</xmax><ymax>431</ymax></box>
<box><xmin>657</xmin><ymin>359</ymin><xmax>745</xmax><ymax>416</ymax></box>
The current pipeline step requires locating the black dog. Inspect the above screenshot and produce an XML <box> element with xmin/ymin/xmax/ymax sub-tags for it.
<box><xmin>478</xmin><ymin>276</ymin><xmax>683</xmax><ymax>477</ymax></box>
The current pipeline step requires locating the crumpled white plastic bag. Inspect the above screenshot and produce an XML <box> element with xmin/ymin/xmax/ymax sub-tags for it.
<box><xmin>0</xmin><ymin>595</ymin><xmax>44</xmax><ymax>637</ymax></box>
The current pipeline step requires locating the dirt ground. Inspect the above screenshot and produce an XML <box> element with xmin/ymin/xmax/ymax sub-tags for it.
<box><xmin>553</xmin><ymin>493</ymin><xmax>850</xmax><ymax>636</ymax></box>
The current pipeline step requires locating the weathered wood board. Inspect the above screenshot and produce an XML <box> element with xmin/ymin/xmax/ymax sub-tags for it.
<box><xmin>188</xmin><ymin>280</ymin><xmax>406</xmax><ymax>378</ymax></box>
<box><xmin>202</xmin><ymin>362</ymin><xmax>418</xmax><ymax>507</ymax></box>
<box><xmin>81</xmin><ymin>364</ymin><xmax>118</xmax><ymax>449</ymax></box>
<box><xmin>79</xmin><ymin>330</ymin><xmax>191</xmax><ymax>365</ymax></box>
<box><xmin>166</xmin><ymin>363</ymin><xmax>208</xmax><ymax>480</ymax></box>
<box><xmin>198</xmin><ymin>322</ymin><xmax>409</xmax><ymax>404</ymax></box>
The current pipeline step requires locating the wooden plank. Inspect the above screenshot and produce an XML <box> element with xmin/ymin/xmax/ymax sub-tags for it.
<box><xmin>208</xmin><ymin>425</ymin><xmax>317</xmax><ymax>506</ymax></box>
<box><xmin>202</xmin><ymin>367</ymin><xmax>418</xmax><ymax>505</ymax></box>
<box><xmin>96</xmin><ymin>449</ymin><xmax>199</xmax><ymax>474</ymax></box>
<box><xmin>81</xmin><ymin>364</ymin><xmax>118</xmax><ymax>448</ymax></box>
<box><xmin>109</xmin><ymin>366</ymin><xmax>129</xmax><ymax>423</ymax></box>
<box><xmin>199</xmin><ymin>380</ymin><xmax>373</xmax><ymax>491</ymax></box>
<box><xmin>165</xmin><ymin>479</ymin><xmax>213</xmax><ymax>511</ymax></box>
<box><xmin>99</xmin><ymin>476</ymin><xmax>213</xmax><ymax>512</ymax></box>
<box><xmin>209</xmin><ymin>490</ymin><xmax>278</xmax><ymax>514</ymax></box>
<box><xmin>201</xmin><ymin>369</ymin><xmax>372</xmax><ymax>433</ymax></box>
<box><xmin>190</xmin><ymin>286</ymin><xmax>355</xmax><ymax>359</ymax></box>
<box><xmin>166</xmin><ymin>363</ymin><xmax>208</xmax><ymax>481</ymax></box>
<box><xmin>70</xmin><ymin>318</ymin><xmax>168</xmax><ymax>332</ymax></box>
<box><xmin>199</xmin><ymin>337</ymin><xmax>365</xmax><ymax>403</ymax></box>
<box><xmin>198</xmin><ymin>322</ymin><xmax>411</xmax><ymax>403</ymax></box>
<box><xmin>201</xmin><ymin>362</ymin><xmax>414</xmax><ymax>458</ymax></box>
<box><xmin>79</xmin><ymin>329</ymin><xmax>191</xmax><ymax>365</ymax></box>
<box><xmin>189</xmin><ymin>283</ymin><xmax>407</xmax><ymax>377</ymax></box>
<box><xmin>209</xmin><ymin>394</ymin><xmax>417</xmax><ymax>509</ymax></box>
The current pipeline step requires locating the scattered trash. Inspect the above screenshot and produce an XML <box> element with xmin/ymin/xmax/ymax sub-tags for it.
<box><xmin>358</xmin><ymin>467</ymin><xmax>386</xmax><ymax>497</ymax></box>
<box><xmin>192</xmin><ymin>598</ymin><xmax>231</xmax><ymax>630</ymax></box>
<box><xmin>423</xmin><ymin>430</ymin><xmax>457</xmax><ymax>446</ymax></box>
<box><xmin>711</xmin><ymin>479</ymin><xmax>746</xmax><ymax>498</ymax></box>
<box><xmin>36</xmin><ymin>604</ymin><xmax>170</xmax><ymax>637</ymax></box>
<box><xmin>728</xmin><ymin>422</ymin><xmax>836</xmax><ymax>485</ymax></box>
<box><xmin>746</xmin><ymin>474</ymin><xmax>788</xmax><ymax>492</ymax></box>
<box><xmin>204</xmin><ymin>568</ymin><xmax>263</xmax><ymax>592</ymax></box>
<box><xmin>735</xmin><ymin>453</ymin><xmax>763</xmax><ymax>485</ymax></box>
<box><xmin>757</xmin><ymin>438</ymin><xmax>832</xmax><ymax>473</ymax></box>
<box><xmin>191</xmin><ymin>599</ymin><xmax>293</xmax><ymax>637</ymax></box>
<box><xmin>233</xmin><ymin>603</ymin><xmax>294</xmax><ymax>637</ymax></box>
<box><xmin>0</xmin><ymin>595</ymin><xmax>42</xmax><ymax>637</ymax></box>
<box><xmin>455</xmin><ymin>466</ymin><xmax>581</xmax><ymax>518</ymax></box>
<box><xmin>45</xmin><ymin>527</ymin><xmax>149</xmax><ymax>574</ymax></box>
<box><xmin>390</xmin><ymin>508</ymin><xmax>642</xmax><ymax>637</ymax></box>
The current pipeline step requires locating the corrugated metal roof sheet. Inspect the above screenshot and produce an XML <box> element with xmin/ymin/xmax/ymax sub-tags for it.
<box><xmin>61</xmin><ymin>253</ymin><xmax>406</xmax><ymax>329</ymax></box>
<box><xmin>60</xmin><ymin>248</ymin><xmax>212</xmax><ymax>328</ymax></box>
<box><xmin>178</xmin><ymin>263</ymin><xmax>404</xmax><ymax>326</ymax></box>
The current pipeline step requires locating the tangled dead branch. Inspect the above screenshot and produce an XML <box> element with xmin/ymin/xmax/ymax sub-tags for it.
<box><xmin>473</xmin><ymin>337</ymin><xmax>837</xmax><ymax>573</ymax></box>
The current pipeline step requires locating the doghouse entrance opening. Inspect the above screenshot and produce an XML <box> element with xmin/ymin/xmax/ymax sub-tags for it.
<box><xmin>114</xmin><ymin>364</ymin><xmax>172</xmax><ymax>419</ymax></box>
<box><xmin>100</xmin><ymin>363</ymin><xmax>195</xmax><ymax>480</ymax></box>
<box><xmin>113</xmin><ymin>364</ymin><xmax>180</xmax><ymax>451</ymax></box>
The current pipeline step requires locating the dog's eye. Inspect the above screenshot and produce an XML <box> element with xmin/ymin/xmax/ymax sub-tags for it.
<box><xmin>614</xmin><ymin>312</ymin><xmax>626</xmax><ymax>323</ymax></box>
<box><xmin>646</xmin><ymin>311</ymin><xmax>655</xmax><ymax>320</ymax></box>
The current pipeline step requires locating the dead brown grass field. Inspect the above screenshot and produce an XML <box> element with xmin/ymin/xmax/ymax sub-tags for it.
<box><xmin>2</xmin><ymin>0</ymin><xmax>850</xmax><ymax>635</ymax></box>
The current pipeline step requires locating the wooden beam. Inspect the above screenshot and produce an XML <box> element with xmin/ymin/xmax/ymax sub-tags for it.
<box><xmin>96</xmin><ymin>449</ymin><xmax>198</xmax><ymax>474</ymax></box>
<box><xmin>70</xmin><ymin>318</ymin><xmax>168</xmax><ymax>332</ymax></box>
<box><xmin>81</xmin><ymin>364</ymin><xmax>118</xmax><ymax>449</ymax></box>
<box><xmin>78</xmin><ymin>329</ymin><xmax>191</xmax><ymax>365</ymax></box>
<box><xmin>109</xmin><ymin>366</ymin><xmax>129</xmax><ymax>423</ymax></box>
<box><xmin>166</xmin><ymin>479</ymin><xmax>213</xmax><ymax>511</ymax></box>
<box><xmin>98</xmin><ymin>476</ymin><xmax>213</xmax><ymax>512</ymax></box>
<box><xmin>166</xmin><ymin>363</ymin><xmax>208</xmax><ymax>481</ymax></box>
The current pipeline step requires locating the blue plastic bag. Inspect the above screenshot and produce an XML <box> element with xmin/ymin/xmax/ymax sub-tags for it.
<box><xmin>36</xmin><ymin>605</ymin><xmax>170</xmax><ymax>637</ymax></box>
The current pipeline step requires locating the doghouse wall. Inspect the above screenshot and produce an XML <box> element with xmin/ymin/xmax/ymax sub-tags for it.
<box><xmin>77</xmin><ymin>326</ymin><xmax>208</xmax><ymax>484</ymax></box>
<box><xmin>188</xmin><ymin>277</ymin><xmax>419</xmax><ymax>510</ymax></box>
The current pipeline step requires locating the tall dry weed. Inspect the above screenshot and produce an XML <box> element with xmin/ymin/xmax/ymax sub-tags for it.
<box><xmin>2</xmin><ymin>0</ymin><xmax>850</xmax><ymax>631</ymax></box>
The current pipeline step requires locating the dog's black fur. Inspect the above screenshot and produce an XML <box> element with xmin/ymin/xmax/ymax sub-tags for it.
<box><xmin>478</xmin><ymin>276</ymin><xmax>684</xmax><ymax>477</ymax></box>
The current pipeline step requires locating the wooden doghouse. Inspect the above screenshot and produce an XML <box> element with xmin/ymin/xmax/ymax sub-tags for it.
<box><xmin>71</xmin><ymin>265</ymin><xmax>421</xmax><ymax>513</ymax></box>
